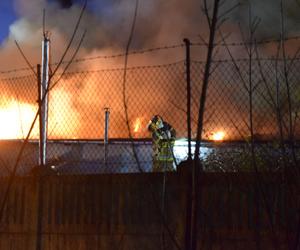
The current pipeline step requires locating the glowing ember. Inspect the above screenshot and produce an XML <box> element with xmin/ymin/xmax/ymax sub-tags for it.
<box><xmin>133</xmin><ymin>118</ymin><xmax>142</xmax><ymax>133</ymax></box>
<box><xmin>211</xmin><ymin>131</ymin><xmax>225</xmax><ymax>141</ymax></box>
<box><xmin>0</xmin><ymin>101</ymin><xmax>38</xmax><ymax>139</ymax></box>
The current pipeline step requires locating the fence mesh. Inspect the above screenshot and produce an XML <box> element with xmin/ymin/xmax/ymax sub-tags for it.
<box><xmin>0</xmin><ymin>56</ymin><xmax>300</xmax><ymax>175</ymax></box>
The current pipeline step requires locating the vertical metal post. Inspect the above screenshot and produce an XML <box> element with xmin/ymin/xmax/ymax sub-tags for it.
<box><xmin>183</xmin><ymin>38</ymin><xmax>193</xmax><ymax>250</ymax></box>
<box><xmin>104</xmin><ymin>107</ymin><xmax>110</xmax><ymax>166</ymax></box>
<box><xmin>37</xmin><ymin>65</ymin><xmax>43</xmax><ymax>167</ymax></box>
<box><xmin>39</xmin><ymin>34</ymin><xmax>50</xmax><ymax>166</ymax></box>
<box><xmin>184</xmin><ymin>38</ymin><xmax>192</xmax><ymax>160</ymax></box>
<box><xmin>36</xmin><ymin>65</ymin><xmax>44</xmax><ymax>250</ymax></box>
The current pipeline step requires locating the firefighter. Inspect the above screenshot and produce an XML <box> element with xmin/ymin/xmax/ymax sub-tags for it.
<box><xmin>147</xmin><ymin>115</ymin><xmax>176</xmax><ymax>172</ymax></box>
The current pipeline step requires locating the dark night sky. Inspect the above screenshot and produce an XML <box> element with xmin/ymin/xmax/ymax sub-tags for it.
<box><xmin>0</xmin><ymin>2</ymin><xmax>17</xmax><ymax>44</ymax></box>
<box><xmin>55</xmin><ymin>0</ymin><xmax>73</xmax><ymax>8</ymax></box>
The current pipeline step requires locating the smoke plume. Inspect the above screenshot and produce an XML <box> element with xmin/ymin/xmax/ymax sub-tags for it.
<box><xmin>0</xmin><ymin>0</ymin><xmax>299</xmax><ymax>139</ymax></box>
<box><xmin>1</xmin><ymin>0</ymin><xmax>300</xmax><ymax>70</ymax></box>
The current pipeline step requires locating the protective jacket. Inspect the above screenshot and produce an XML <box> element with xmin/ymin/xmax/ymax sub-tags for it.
<box><xmin>148</xmin><ymin>117</ymin><xmax>176</xmax><ymax>171</ymax></box>
<box><xmin>152</xmin><ymin>122</ymin><xmax>176</xmax><ymax>161</ymax></box>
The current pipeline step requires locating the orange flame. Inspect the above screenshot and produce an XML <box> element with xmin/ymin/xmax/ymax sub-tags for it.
<box><xmin>48</xmin><ymin>87</ymin><xmax>81</xmax><ymax>139</ymax></box>
<box><xmin>133</xmin><ymin>118</ymin><xmax>142</xmax><ymax>133</ymax></box>
<box><xmin>211</xmin><ymin>131</ymin><xmax>225</xmax><ymax>141</ymax></box>
<box><xmin>0</xmin><ymin>87</ymin><xmax>81</xmax><ymax>139</ymax></box>
<box><xmin>0</xmin><ymin>101</ymin><xmax>38</xmax><ymax>139</ymax></box>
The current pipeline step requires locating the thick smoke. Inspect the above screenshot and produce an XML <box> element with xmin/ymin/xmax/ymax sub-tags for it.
<box><xmin>0</xmin><ymin>0</ymin><xmax>299</xmax><ymax>139</ymax></box>
<box><xmin>232</xmin><ymin>0</ymin><xmax>300</xmax><ymax>39</ymax></box>
<box><xmin>0</xmin><ymin>0</ymin><xmax>202</xmax><ymax>70</ymax></box>
<box><xmin>1</xmin><ymin>0</ymin><xmax>300</xmax><ymax>70</ymax></box>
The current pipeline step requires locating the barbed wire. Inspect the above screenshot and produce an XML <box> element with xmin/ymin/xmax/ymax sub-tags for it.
<box><xmin>1</xmin><ymin>35</ymin><xmax>300</xmax><ymax>75</ymax></box>
<box><xmin>0</xmin><ymin>44</ymin><xmax>184</xmax><ymax>75</ymax></box>
<box><xmin>0</xmin><ymin>74</ymin><xmax>36</xmax><ymax>82</ymax></box>
<box><xmin>192</xmin><ymin>56</ymin><xmax>300</xmax><ymax>64</ymax></box>
<box><xmin>191</xmin><ymin>35</ymin><xmax>300</xmax><ymax>47</ymax></box>
<box><xmin>56</xmin><ymin>44</ymin><xmax>185</xmax><ymax>64</ymax></box>
<box><xmin>0</xmin><ymin>61</ymin><xmax>185</xmax><ymax>81</ymax></box>
<box><xmin>0</xmin><ymin>66</ymin><xmax>35</xmax><ymax>75</ymax></box>
<box><xmin>2</xmin><ymin>56</ymin><xmax>300</xmax><ymax>80</ymax></box>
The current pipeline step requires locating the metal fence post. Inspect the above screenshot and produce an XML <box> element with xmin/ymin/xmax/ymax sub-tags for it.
<box><xmin>183</xmin><ymin>38</ymin><xmax>193</xmax><ymax>250</ymax></box>
<box><xmin>104</xmin><ymin>107</ymin><xmax>110</xmax><ymax>166</ymax></box>
<box><xmin>184</xmin><ymin>38</ymin><xmax>192</xmax><ymax>160</ymax></box>
<box><xmin>37</xmin><ymin>64</ymin><xmax>43</xmax><ymax>167</ymax></box>
<box><xmin>39</xmin><ymin>33</ymin><xmax>50</xmax><ymax>166</ymax></box>
<box><xmin>36</xmin><ymin>64</ymin><xmax>44</xmax><ymax>250</ymax></box>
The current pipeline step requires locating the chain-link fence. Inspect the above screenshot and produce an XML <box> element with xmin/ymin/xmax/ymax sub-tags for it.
<box><xmin>0</xmin><ymin>47</ymin><xmax>300</xmax><ymax>248</ymax></box>
<box><xmin>0</xmin><ymin>54</ymin><xmax>300</xmax><ymax>175</ymax></box>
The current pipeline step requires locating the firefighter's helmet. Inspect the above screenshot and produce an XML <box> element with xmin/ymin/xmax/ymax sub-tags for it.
<box><xmin>148</xmin><ymin>115</ymin><xmax>164</xmax><ymax>131</ymax></box>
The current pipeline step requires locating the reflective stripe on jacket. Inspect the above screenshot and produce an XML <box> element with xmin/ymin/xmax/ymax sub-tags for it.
<box><xmin>153</xmin><ymin>139</ymin><xmax>175</xmax><ymax>162</ymax></box>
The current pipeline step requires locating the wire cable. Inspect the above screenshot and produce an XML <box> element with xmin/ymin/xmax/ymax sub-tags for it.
<box><xmin>1</xmin><ymin>35</ymin><xmax>300</xmax><ymax>75</ymax></box>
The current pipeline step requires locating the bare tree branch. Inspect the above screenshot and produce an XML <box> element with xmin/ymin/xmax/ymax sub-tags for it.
<box><xmin>218</xmin><ymin>3</ymin><xmax>240</xmax><ymax>20</ymax></box>
<box><xmin>238</xmin><ymin>22</ymin><xmax>250</xmax><ymax>56</ymax></box>
<box><xmin>251</xmin><ymin>17</ymin><xmax>261</xmax><ymax>34</ymax></box>
<box><xmin>203</xmin><ymin>0</ymin><xmax>212</xmax><ymax>28</ymax></box>
<box><xmin>255</xmin><ymin>44</ymin><xmax>277</xmax><ymax>109</ymax></box>
<box><xmin>252</xmin><ymin>78</ymin><xmax>261</xmax><ymax>92</ymax></box>
<box><xmin>191</xmin><ymin>1</ymin><xmax>222</xmax><ymax>250</ymax></box>
<box><xmin>198</xmin><ymin>34</ymin><xmax>208</xmax><ymax>47</ymax></box>
<box><xmin>219</xmin><ymin>31</ymin><xmax>250</xmax><ymax>92</ymax></box>
<box><xmin>168</xmin><ymin>100</ymin><xmax>216</xmax><ymax>129</ymax></box>
<box><xmin>0</xmin><ymin>105</ymin><xmax>40</xmax><ymax>225</ymax></box>
<box><xmin>292</xmin><ymin>111</ymin><xmax>299</xmax><ymax>136</ymax></box>
<box><xmin>14</xmin><ymin>40</ymin><xmax>37</xmax><ymax>77</ymax></box>
<box><xmin>287</xmin><ymin>46</ymin><xmax>300</xmax><ymax>73</ymax></box>
<box><xmin>43</xmin><ymin>9</ymin><xmax>46</xmax><ymax>37</ymax></box>
<box><xmin>209</xmin><ymin>60</ymin><xmax>221</xmax><ymax>75</ymax></box>
<box><xmin>50</xmin><ymin>0</ymin><xmax>87</xmax><ymax>79</ymax></box>
<box><xmin>49</xmin><ymin>30</ymin><xmax>86</xmax><ymax>91</ymax></box>
<box><xmin>214</xmin><ymin>31</ymin><xmax>232</xmax><ymax>45</ymax></box>
<box><xmin>0</xmin><ymin>1</ymin><xmax>88</xmax><ymax>232</ymax></box>
<box><xmin>215</xmin><ymin>17</ymin><xmax>229</xmax><ymax>31</ymax></box>
<box><xmin>121</xmin><ymin>0</ymin><xmax>143</xmax><ymax>173</ymax></box>
<box><xmin>280</xmin><ymin>0</ymin><xmax>298</xmax><ymax>167</ymax></box>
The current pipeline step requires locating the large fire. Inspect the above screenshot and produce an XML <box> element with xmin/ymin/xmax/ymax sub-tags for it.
<box><xmin>0</xmin><ymin>100</ymin><xmax>38</xmax><ymax>139</ymax></box>
<box><xmin>0</xmin><ymin>86</ymin><xmax>81</xmax><ymax>139</ymax></box>
<box><xmin>211</xmin><ymin>131</ymin><xmax>226</xmax><ymax>141</ymax></box>
<box><xmin>48</xmin><ymin>87</ymin><xmax>81</xmax><ymax>139</ymax></box>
